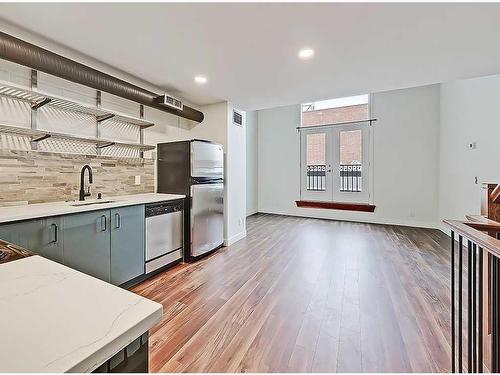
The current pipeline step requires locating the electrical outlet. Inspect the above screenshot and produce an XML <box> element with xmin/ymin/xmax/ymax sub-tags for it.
<box><xmin>134</xmin><ymin>176</ymin><xmax>141</xmax><ymax>185</ymax></box>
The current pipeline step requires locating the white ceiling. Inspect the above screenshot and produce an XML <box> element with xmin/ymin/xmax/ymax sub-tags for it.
<box><xmin>1</xmin><ymin>3</ymin><xmax>500</xmax><ymax>111</ymax></box>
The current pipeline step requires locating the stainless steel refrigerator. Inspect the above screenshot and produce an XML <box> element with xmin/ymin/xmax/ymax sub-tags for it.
<box><xmin>157</xmin><ymin>139</ymin><xmax>224</xmax><ymax>260</ymax></box>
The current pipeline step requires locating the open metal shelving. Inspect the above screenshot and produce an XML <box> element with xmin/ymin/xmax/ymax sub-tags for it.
<box><xmin>0</xmin><ymin>124</ymin><xmax>155</xmax><ymax>152</ymax></box>
<box><xmin>0</xmin><ymin>74</ymin><xmax>156</xmax><ymax>157</ymax></box>
<box><xmin>0</xmin><ymin>82</ymin><xmax>155</xmax><ymax>129</ymax></box>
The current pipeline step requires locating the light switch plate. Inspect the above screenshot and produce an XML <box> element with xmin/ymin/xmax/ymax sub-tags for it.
<box><xmin>467</xmin><ymin>141</ymin><xmax>477</xmax><ymax>150</ymax></box>
<box><xmin>134</xmin><ymin>176</ymin><xmax>141</xmax><ymax>185</ymax></box>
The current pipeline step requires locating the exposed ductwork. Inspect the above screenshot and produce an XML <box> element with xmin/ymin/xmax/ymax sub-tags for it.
<box><xmin>0</xmin><ymin>31</ymin><xmax>204</xmax><ymax>123</ymax></box>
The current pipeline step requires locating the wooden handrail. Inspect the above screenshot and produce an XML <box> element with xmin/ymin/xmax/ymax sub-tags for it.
<box><xmin>443</xmin><ymin>219</ymin><xmax>500</xmax><ymax>258</ymax></box>
<box><xmin>465</xmin><ymin>215</ymin><xmax>500</xmax><ymax>226</ymax></box>
<box><xmin>491</xmin><ymin>184</ymin><xmax>500</xmax><ymax>204</ymax></box>
<box><xmin>465</xmin><ymin>215</ymin><xmax>500</xmax><ymax>233</ymax></box>
<box><xmin>466</xmin><ymin>215</ymin><xmax>500</xmax><ymax>225</ymax></box>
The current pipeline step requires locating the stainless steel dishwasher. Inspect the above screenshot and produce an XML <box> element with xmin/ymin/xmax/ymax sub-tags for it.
<box><xmin>145</xmin><ymin>200</ymin><xmax>183</xmax><ymax>274</ymax></box>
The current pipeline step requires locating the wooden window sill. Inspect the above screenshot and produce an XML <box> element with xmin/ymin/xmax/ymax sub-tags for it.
<box><xmin>295</xmin><ymin>200</ymin><xmax>376</xmax><ymax>212</ymax></box>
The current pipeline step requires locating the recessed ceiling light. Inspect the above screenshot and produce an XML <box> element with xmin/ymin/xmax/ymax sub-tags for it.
<box><xmin>194</xmin><ymin>75</ymin><xmax>207</xmax><ymax>84</ymax></box>
<box><xmin>298</xmin><ymin>48</ymin><xmax>315</xmax><ymax>60</ymax></box>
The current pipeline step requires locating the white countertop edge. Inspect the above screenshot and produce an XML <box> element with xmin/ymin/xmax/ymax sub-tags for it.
<box><xmin>0</xmin><ymin>193</ymin><xmax>185</xmax><ymax>224</ymax></box>
<box><xmin>71</xmin><ymin>305</ymin><xmax>162</xmax><ymax>373</ymax></box>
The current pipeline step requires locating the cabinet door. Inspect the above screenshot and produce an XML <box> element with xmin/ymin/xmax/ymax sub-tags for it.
<box><xmin>0</xmin><ymin>219</ymin><xmax>42</xmax><ymax>251</ymax></box>
<box><xmin>110</xmin><ymin>205</ymin><xmax>145</xmax><ymax>286</ymax></box>
<box><xmin>38</xmin><ymin>217</ymin><xmax>64</xmax><ymax>263</ymax></box>
<box><xmin>63</xmin><ymin>210</ymin><xmax>111</xmax><ymax>282</ymax></box>
<box><xmin>0</xmin><ymin>222</ymin><xmax>21</xmax><ymax>244</ymax></box>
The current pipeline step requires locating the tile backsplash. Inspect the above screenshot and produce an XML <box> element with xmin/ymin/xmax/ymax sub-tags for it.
<box><xmin>0</xmin><ymin>149</ymin><xmax>154</xmax><ymax>206</ymax></box>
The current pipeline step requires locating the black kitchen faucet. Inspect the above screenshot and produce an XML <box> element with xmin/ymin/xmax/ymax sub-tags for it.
<box><xmin>79</xmin><ymin>165</ymin><xmax>93</xmax><ymax>201</ymax></box>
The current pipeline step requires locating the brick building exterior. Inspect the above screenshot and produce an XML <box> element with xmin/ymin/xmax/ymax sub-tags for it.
<box><xmin>306</xmin><ymin>133</ymin><xmax>326</xmax><ymax>165</ymax></box>
<box><xmin>339</xmin><ymin>129</ymin><xmax>362</xmax><ymax>164</ymax></box>
<box><xmin>302</xmin><ymin>103</ymin><xmax>369</xmax><ymax>127</ymax></box>
<box><xmin>303</xmin><ymin>104</ymin><xmax>368</xmax><ymax>165</ymax></box>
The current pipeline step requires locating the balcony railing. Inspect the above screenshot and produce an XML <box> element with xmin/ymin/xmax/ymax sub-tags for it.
<box><xmin>340</xmin><ymin>164</ymin><xmax>362</xmax><ymax>192</ymax></box>
<box><xmin>306</xmin><ymin>164</ymin><xmax>363</xmax><ymax>192</ymax></box>
<box><xmin>306</xmin><ymin>165</ymin><xmax>326</xmax><ymax>191</ymax></box>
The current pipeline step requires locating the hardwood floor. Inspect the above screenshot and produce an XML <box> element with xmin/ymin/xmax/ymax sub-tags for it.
<box><xmin>132</xmin><ymin>213</ymin><xmax>452</xmax><ymax>373</ymax></box>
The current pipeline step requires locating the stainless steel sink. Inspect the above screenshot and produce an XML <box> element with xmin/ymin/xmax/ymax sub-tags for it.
<box><xmin>68</xmin><ymin>200</ymin><xmax>115</xmax><ymax>207</ymax></box>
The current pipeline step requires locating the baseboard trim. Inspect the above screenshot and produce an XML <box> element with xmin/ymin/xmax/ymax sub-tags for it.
<box><xmin>224</xmin><ymin>230</ymin><xmax>247</xmax><ymax>246</ymax></box>
<box><xmin>258</xmin><ymin>209</ymin><xmax>439</xmax><ymax>229</ymax></box>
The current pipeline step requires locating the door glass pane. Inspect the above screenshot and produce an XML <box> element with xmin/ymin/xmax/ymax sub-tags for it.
<box><xmin>339</xmin><ymin>129</ymin><xmax>362</xmax><ymax>192</ymax></box>
<box><xmin>306</xmin><ymin>133</ymin><xmax>326</xmax><ymax>191</ymax></box>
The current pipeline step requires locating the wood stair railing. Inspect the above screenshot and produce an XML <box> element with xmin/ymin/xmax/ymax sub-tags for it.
<box><xmin>445</xmin><ymin>183</ymin><xmax>500</xmax><ymax>373</ymax></box>
<box><xmin>491</xmin><ymin>185</ymin><xmax>500</xmax><ymax>205</ymax></box>
<box><xmin>444</xmin><ymin>218</ymin><xmax>500</xmax><ymax>373</ymax></box>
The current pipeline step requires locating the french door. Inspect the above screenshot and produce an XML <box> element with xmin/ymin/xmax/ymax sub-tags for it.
<box><xmin>300</xmin><ymin>123</ymin><xmax>370</xmax><ymax>203</ymax></box>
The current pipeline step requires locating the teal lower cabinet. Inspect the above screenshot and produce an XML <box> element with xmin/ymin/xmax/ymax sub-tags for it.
<box><xmin>63</xmin><ymin>209</ymin><xmax>111</xmax><ymax>282</ymax></box>
<box><xmin>110</xmin><ymin>205</ymin><xmax>145</xmax><ymax>286</ymax></box>
<box><xmin>0</xmin><ymin>221</ymin><xmax>18</xmax><ymax>244</ymax></box>
<box><xmin>0</xmin><ymin>218</ymin><xmax>63</xmax><ymax>263</ymax></box>
<box><xmin>37</xmin><ymin>217</ymin><xmax>64</xmax><ymax>263</ymax></box>
<box><xmin>0</xmin><ymin>219</ymin><xmax>43</xmax><ymax>252</ymax></box>
<box><xmin>0</xmin><ymin>204</ymin><xmax>149</xmax><ymax>286</ymax></box>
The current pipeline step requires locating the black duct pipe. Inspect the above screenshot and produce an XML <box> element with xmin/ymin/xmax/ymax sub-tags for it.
<box><xmin>0</xmin><ymin>31</ymin><xmax>204</xmax><ymax>123</ymax></box>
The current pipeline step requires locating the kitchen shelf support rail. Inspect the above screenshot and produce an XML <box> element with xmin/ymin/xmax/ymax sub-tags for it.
<box><xmin>96</xmin><ymin>113</ymin><xmax>115</xmax><ymax>123</ymax></box>
<box><xmin>31</xmin><ymin>134</ymin><xmax>51</xmax><ymax>143</ymax></box>
<box><xmin>96</xmin><ymin>142</ymin><xmax>116</xmax><ymax>150</ymax></box>
<box><xmin>31</xmin><ymin>97</ymin><xmax>51</xmax><ymax>110</ymax></box>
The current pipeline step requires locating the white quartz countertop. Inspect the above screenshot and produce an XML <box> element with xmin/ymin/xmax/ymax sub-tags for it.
<box><xmin>0</xmin><ymin>192</ymin><xmax>185</xmax><ymax>223</ymax></box>
<box><xmin>0</xmin><ymin>255</ymin><xmax>163</xmax><ymax>373</ymax></box>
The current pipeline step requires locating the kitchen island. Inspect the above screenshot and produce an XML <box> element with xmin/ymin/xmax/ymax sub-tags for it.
<box><xmin>0</xmin><ymin>245</ymin><xmax>162</xmax><ymax>372</ymax></box>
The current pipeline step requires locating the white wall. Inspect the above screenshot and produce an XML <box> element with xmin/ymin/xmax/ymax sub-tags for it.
<box><xmin>245</xmin><ymin>110</ymin><xmax>258</xmax><ymax>216</ymax></box>
<box><xmin>257</xmin><ymin>84</ymin><xmax>441</xmax><ymax>228</ymax></box>
<box><xmin>190</xmin><ymin>102</ymin><xmax>228</xmax><ymax>147</ymax></box>
<box><xmin>225</xmin><ymin>104</ymin><xmax>247</xmax><ymax>245</ymax></box>
<box><xmin>439</xmin><ymin>74</ymin><xmax>500</xmax><ymax>230</ymax></box>
<box><xmin>257</xmin><ymin>104</ymin><xmax>301</xmax><ymax>217</ymax></box>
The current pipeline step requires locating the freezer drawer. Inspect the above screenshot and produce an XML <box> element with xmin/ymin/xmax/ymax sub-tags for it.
<box><xmin>191</xmin><ymin>183</ymin><xmax>224</xmax><ymax>257</ymax></box>
<box><xmin>190</xmin><ymin>141</ymin><xmax>223</xmax><ymax>179</ymax></box>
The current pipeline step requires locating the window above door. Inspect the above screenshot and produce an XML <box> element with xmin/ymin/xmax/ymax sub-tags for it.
<box><xmin>302</xmin><ymin>94</ymin><xmax>369</xmax><ymax>127</ymax></box>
